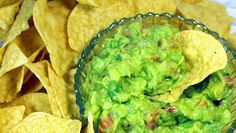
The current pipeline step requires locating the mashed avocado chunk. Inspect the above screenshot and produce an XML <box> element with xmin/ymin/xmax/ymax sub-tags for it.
<box><xmin>81</xmin><ymin>22</ymin><xmax>233</xmax><ymax>133</ymax></box>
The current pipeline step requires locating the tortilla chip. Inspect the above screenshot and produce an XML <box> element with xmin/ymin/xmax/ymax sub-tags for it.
<box><xmin>26</xmin><ymin>61</ymin><xmax>63</xmax><ymax>117</ymax></box>
<box><xmin>0</xmin><ymin>0</ymin><xmax>21</xmax><ymax>7</ymax></box>
<box><xmin>33</xmin><ymin>0</ymin><xmax>79</xmax><ymax>76</ymax></box>
<box><xmin>32</xmin><ymin>47</ymin><xmax>48</xmax><ymax>62</ymax></box>
<box><xmin>13</xmin><ymin>27</ymin><xmax>45</xmax><ymax>59</ymax></box>
<box><xmin>0</xmin><ymin>26</ymin><xmax>45</xmax><ymax>75</ymax></box>
<box><xmin>0</xmin><ymin>106</ymin><xmax>25</xmax><ymax>132</ymax></box>
<box><xmin>150</xmin><ymin>30</ymin><xmax>227</xmax><ymax>103</ymax></box>
<box><xmin>0</xmin><ymin>47</ymin><xmax>4</xmax><ymax>64</ymax></box>
<box><xmin>8</xmin><ymin>112</ymin><xmax>82</xmax><ymax>133</ymax></box>
<box><xmin>176</xmin><ymin>0</ymin><xmax>234</xmax><ymax>38</ymax></box>
<box><xmin>14</xmin><ymin>35</ymin><xmax>45</xmax><ymax>85</ymax></box>
<box><xmin>60</xmin><ymin>0</ymin><xmax>77</xmax><ymax>9</ymax></box>
<box><xmin>78</xmin><ymin>0</ymin><xmax>98</xmax><ymax>6</ymax></box>
<box><xmin>132</xmin><ymin>0</ymin><xmax>176</xmax><ymax>14</ymax></box>
<box><xmin>0</xmin><ymin>27</ymin><xmax>45</xmax><ymax>93</ymax></box>
<box><xmin>77</xmin><ymin>0</ymin><xmax>132</xmax><ymax>7</ymax></box>
<box><xmin>2</xmin><ymin>93</ymin><xmax>51</xmax><ymax>117</ymax></box>
<box><xmin>68</xmin><ymin>0</ymin><xmax>177</xmax><ymax>53</ymax></box>
<box><xmin>0</xmin><ymin>43</ymin><xmax>27</xmax><ymax>76</ymax></box>
<box><xmin>21</xmin><ymin>74</ymin><xmax>43</xmax><ymax>94</ymax></box>
<box><xmin>63</xmin><ymin>68</ymin><xmax>80</xmax><ymax>118</ymax></box>
<box><xmin>67</xmin><ymin>0</ymin><xmax>135</xmax><ymax>53</ymax></box>
<box><xmin>4</xmin><ymin>0</ymin><xmax>36</xmax><ymax>45</ymax></box>
<box><xmin>178</xmin><ymin>0</ymin><xmax>203</xmax><ymax>4</ymax></box>
<box><xmin>0</xmin><ymin>0</ymin><xmax>22</xmax><ymax>40</ymax></box>
<box><xmin>26</xmin><ymin>60</ymin><xmax>80</xmax><ymax>119</ymax></box>
<box><xmin>48</xmin><ymin>66</ymin><xmax>71</xmax><ymax>118</ymax></box>
<box><xmin>84</xmin><ymin>112</ymin><xmax>94</xmax><ymax>133</ymax></box>
<box><xmin>26</xmin><ymin>47</ymin><xmax>48</xmax><ymax>82</ymax></box>
<box><xmin>25</xmin><ymin>61</ymin><xmax>49</xmax><ymax>90</ymax></box>
<box><xmin>0</xmin><ymin>66</ymin><xmax>27</xmax><ymax>103</ymax></box>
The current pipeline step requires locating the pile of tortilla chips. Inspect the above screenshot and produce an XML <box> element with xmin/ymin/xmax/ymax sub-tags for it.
<box><xmin>0</xmin><ymin>0</ymin><xmax>235</xmax><ymax>132</ymax></box>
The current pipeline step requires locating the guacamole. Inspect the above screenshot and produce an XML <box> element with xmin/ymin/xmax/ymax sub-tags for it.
<box><xmin>81</xmin><ymin>22</ymin><xmax>233</xmax><ymax>133</ymax></box>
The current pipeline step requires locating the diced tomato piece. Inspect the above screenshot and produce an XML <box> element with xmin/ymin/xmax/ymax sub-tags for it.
<box><xmin>166</xmin><ymin>107</ymin><xmax>176</xmax><ymax>113</ymax></box>
<box><xmin>99</xmin><ymin>116</ymin><xmax>113</xmax><ymax>130</ymax></box>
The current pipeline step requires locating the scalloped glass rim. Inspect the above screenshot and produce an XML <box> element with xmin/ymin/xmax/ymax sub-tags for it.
<box><xmin>74</xmin><ymin>12</ymin><xmax>236</xmax><ymax>131</ymax></box>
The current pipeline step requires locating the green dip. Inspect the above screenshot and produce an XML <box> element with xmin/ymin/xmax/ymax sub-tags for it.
<box><xmin>81</xmin><ymin>22</ymin><xmax>233</xmax><ymax>133</ymax></box>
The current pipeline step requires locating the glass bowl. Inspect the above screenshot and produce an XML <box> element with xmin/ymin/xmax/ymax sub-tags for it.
<box><xmin>74</xmin><ymin>13</ymin><xmax>236</xmax><ymax>132</ymax></box>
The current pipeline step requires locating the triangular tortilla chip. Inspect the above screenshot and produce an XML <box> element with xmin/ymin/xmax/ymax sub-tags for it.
<box><xmin>48</xmin><ymin>66</ymin><xmax>71</xmax><ymax>118</ymax></box>
<box><xmin>1</xmin><ymin>93</ymin><xmax>51</xmax><ymax>117</ymax></box>
<box><xmin>176</xmin><ymin>0</ymin><xmax>234</xmax><ymax>38</ymax></box>
<box><xmin>68</xmin><ymin>0</ymin><xmax>176</xmax><ymax>53</ymax></box>
<box><xmin>8</xmin><ymin>112</ymin><xmax>82</xmax><ymax>133</ymax></box>
<box><xmin>26</xmin><ymin>61</ymin><xmax>62</xmax><ymax>117</ymax></box>
<box><xmin>0</xmin><ymin>66</ymin><xmax>26</xmax><ymax>103</ymax></box>
<box><xmin>33</xmin><ymin>0</ymin><xmax>79</xmax><ymax>77</ymax></box>
<box><xmin>0</xmin><ymin>106</ymin><xmax>25</xmax><ymax>132</ymax></box>
<box><xmin>150</xmin><ymin>30</ymin><xmax>227</xmax><ymax>102</ymax></box>
<box><xmin>4</xmin><ymin>0</ymin><xmax>36</xmax><ymax>45</ymax></box>
<box><xmin>67</xmin><ymin>0</ymin><xmax>135</xmax><ymax>53</ymax></box>
<box><xmin>0</xmin><ymin>43</ymin><xmax>27</xmax><ymax>76</ymax></box>
<box><xmin>0</xmin><ymin>0</ymin><xmax>22</xmax><ymax>40</ymax></box>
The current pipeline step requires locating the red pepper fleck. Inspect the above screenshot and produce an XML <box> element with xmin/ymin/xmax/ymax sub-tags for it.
<box><xmin>146</xmin><ymin>121</ymin><xmax>156</xmax><ymax>130</ymax></box>
<box><xmin>151</xmin><ymin>56</ymin><xmax>161</xmax><ymax>63</ymax></box>
<box><xmin>166</xmin><ymin>107</ymin><xmax>176</xmax><ymax>113</ymax></box>
<box><xmin>145</xmin><ymin>111</ymin><xmax>159</xmax><ymax>130</ymax></box>
<box><xmin>150</xmin><ymin>111</ymin><xmax>158</xmax><ymax>119</ymax></box>
<box><xmin>124</xmin><ymin>31</ymin><xmax>129</xmax><ymax>37</ymax></box>
<box><xmin>225</xmin><ymin>76</ymin><xmax>234</xmax><ymax>86</ymax></box>
<box><xmin>169</xmin><ymin>67</ymin><xmax>177</xmax><ymax>73</ymax></box>
<box><xmin>170</xmin><ymin>44</ymin><xmax>178</xmax><ymax>49</ymax></box>
<box><xmin>98</xmin><ymin>128</ymin><xmax>102</xmax><ymax>133</ymax></box>
<box><xmin>99</xmin><ymin>116</ymin><xmax>113</xmax><ymax>129</ymax></box>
